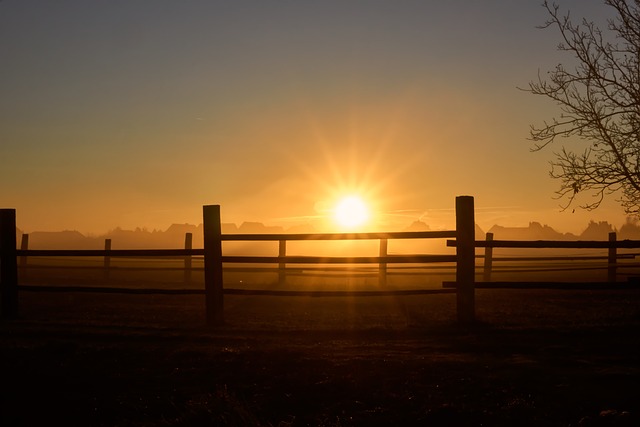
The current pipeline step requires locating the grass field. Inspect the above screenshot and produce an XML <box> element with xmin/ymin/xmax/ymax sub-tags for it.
<box><xmin>2</xmin><ymin>286</ymin><xmax>640</xmax><ymax>426</ymax></box>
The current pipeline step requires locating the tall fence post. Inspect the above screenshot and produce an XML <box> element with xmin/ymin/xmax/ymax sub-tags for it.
<box><xmin>455</xmin><ymin>196</ymin><xmax>475</xmax><ymax>324</ymax></box>
<box><xmin>379</xmin><ymin>238</ymin><xmax>388</xmax><ymax>286</ymax></box>
<box><xmin>278</xmin><ymin>240</ymin><xmax>286</xmax><ymax>284</ymax></box>
<box><xmin>0</xmin><ymin>209</ymin><xmax>19</xmax><ymax>319</ymax></box>
<box><xmin>103</xmin><ymin>238</ymin><xmax>111</xmax><ymax>280</ymax></box>
<box><xmin>19</xmin><ymin>233</ymin><xmax>29</xmax><ymax>281</ymax></box>
<box><xmin>483</xmin><ymin>232</ymin><xmax>493</xmax><ymax>282</ymax></box>
<box><xmin>203</xmin><ymin>205</ymin><xmax>224</xmax><ymax>326</ymax></box>
<box><xmin>184</xmin><ymin>232</ymin><xmax>193</xmax><ymax>285</ymax></box>
<box><xmin>608</xmin><ymin>231</ymin><xmax>617</xmax><ymax>283</ymax></box>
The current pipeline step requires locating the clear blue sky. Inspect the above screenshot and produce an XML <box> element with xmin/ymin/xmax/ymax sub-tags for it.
<box><xmin>0</xmin><ymin>0</ymin><xmax>625</xmax><ymax>234</ymax></box>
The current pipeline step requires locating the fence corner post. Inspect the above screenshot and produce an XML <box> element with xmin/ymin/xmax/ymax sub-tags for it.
<box><xmin>455</xmin><ymin>196</ymin><xmax>475</xmax><ymax>325</ymax></box>
<box><xmin>19</xmin><ymin>233</ymin><xmax>29</xmax><ymax>280</ymax></box>
<box><xmin>1</xmin><ymin>209</ymin><xmax>19</xmax><ymax>320</ymax></box>
<box><xmin>278</xmin><ymin>239</ymin><xmax>286</xmax><ymax>284</ymax></box>
<box><xmin>483</xmin><ymin>232</ymin><xmax>494</xmax><ymax>282</ymax></box>
<box><xmin>608</xmin><ymin>231</ymin><xmax>617</xmax><ymax>283</ymax></box>
<box><xmin>379</xmin><ymin>238</ymin><xmax>388</xmax><ymax>286</ymax></box>
<box><xmin>103</xmin><ymin>238</ymin><xmax>112</xmax><ymax>281</ymax></box>
<box><xmin>184</xmin><ymin>232</ymin><xmax>193</xmax><ymax>285</ymax></box>
<box><xmin>203</xmin><ymin>205</ymin><xmax>224</xmax><ymax>326</ymax></box>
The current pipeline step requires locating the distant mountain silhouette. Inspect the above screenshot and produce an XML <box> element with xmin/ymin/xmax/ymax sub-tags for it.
<box><xmin>237</xmin><ymin>222</ymin><xmax>284</xmax><ymax>234</ymax></box>
<box><xmin>404</xmin><ymin>220</ymin><xmax>485</xmax><ymax>239</ymax></box>
<box><xmin>578</xmin><ymin>221</ymin><xmax>615</xmax><ymax>240</ymax></box>
<box><xmin>619</xmin><ymin>217</ymin><xmax>640</xmax><ymax>240</ymax></box>
<box><xmin>488</xmin><ymin>222</ymin><xmax>576</xmax><ymax>241</ymax></box>
<box><xmin>404</xmin><ymin>220</ymin><xmax>431</xmax><ymax>231</ymax></box>
<box><xmin>28</xmin><ymin>230</ymin><xmax>97</xmax><ymax>249</ymax></box>
<box><xmin>284</xmin><ymin>223</ymin><xmax>318</xmax><ymax>234</ymax></box>
<box><xmin>222</xmin><ymin>223</ymin><xmax>239</xmax><ymax>234</ymax></box>
<box><xmin>165</xmin><ymin>223</ymin><xmax>200</xmax><ymax>237</ymax></box>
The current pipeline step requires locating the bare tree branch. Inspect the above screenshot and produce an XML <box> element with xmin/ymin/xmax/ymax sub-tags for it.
<box><xmin>524</xmin><ymin>0</ymin><xmax>640</xmax><ymax>214</ymax></box>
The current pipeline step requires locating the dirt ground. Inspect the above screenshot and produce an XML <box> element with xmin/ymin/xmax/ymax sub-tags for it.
<box><xmin>1</xmin><ymin>288</ymin><xmax>640</xmax><ymax>426</ymax></box>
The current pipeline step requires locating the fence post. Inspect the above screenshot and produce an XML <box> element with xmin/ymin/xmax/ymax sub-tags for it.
<box><xmin>455</xmin><ymin>196</ymin><xmax>475</xmax><ymax>324</ymax></box>
<box><xmin>278</xmin><ymin>239</ymin><xmax>286</xmax><ymax>284</ymax></box>
<box><xmin>184</xmin><ymin>232</ymin><xmax>193</xmax><ymax>285</ymax></box>
<box><xmin>379</xmin><ymin>238</ymin><xmax>388</xmax><ymax>286</ymax></box>
<box><xmin>608</xmin><ymin>231</ymin><xmax>617</xmax><ymax>283</ymax></box>
<box><xmin>1</xmin><ymin>209</ymin><xmax>19</xmax><ymax>319</ymax></box>
<box><xmin>19</xmin><ymin>233</ymin><xmax>29</xmax><ymax>281</ymax></box>
<box><xmin>203</xmin><ymin>205</ymin><xmax>224</xmax><ymax>326</ymax></box>
<box><xmin>483</xmin><ymin>232</ymin><xmax>493</xmax><ymax>282</ymax></box>
<box><xmin>103</xmin><ymin>238</ymin><xmax>111</xmax><ymax>280</ymax></box>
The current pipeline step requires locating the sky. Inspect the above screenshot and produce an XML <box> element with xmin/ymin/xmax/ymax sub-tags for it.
<box><xmin>0</xmin><ymin>0</ymin><xmax>630</xmax><ymax>235</ymax></box>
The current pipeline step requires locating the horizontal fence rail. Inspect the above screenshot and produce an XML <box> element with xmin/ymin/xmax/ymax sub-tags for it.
<box><xmin>16</xmin><ymin>251</ymin><xmax>455</xmax><ymax>263</ymax></box>
<box><xmin>15</xmin><ymin>248</ymin><xmax>455</xmax><ymax>262</ymax></box>
<box><xmin>446</xmin><ymin>238</ymin><xmax>640</xmax><ymax>249</ymax></box>
<box><xmin>17</xmin><ymin>249</ymin><xmax>205</xmax><ymax>257</ymax></box>
<box><xmin>219</xmin><ymin>230</ymin><xmax>457</xmax><ymax>241</ymax></box>
<box><xmin>449</xmin><ymin>240</ymin><xmax>640</xmax><ymax>249</ymax></box>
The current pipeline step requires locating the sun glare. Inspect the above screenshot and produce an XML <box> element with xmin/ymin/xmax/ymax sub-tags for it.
<box><xmin>334</xmin><ymin>196</ymin><xmax>370</xmax><ymax>229</ymax></box>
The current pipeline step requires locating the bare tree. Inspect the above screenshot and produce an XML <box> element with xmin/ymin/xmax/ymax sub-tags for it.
<box><xmin>526</xmin><ymin>0</ymin><xmax>640</xmax><ymax>215</ymax></box>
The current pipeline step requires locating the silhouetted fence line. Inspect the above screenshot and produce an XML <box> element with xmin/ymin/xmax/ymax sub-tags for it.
<box><xmin>19</xmin><ymin>235</ymin><xmax>637</xmax><ymax>280</ymax></box>
<box><xmin>7</xmin><ymin>198</ymin><xmax>640</xmax><ymax>326</ymax></box>
<box><xmin>0</xmin><ymin>196</ymin><xmax>477</xmax><ymax>326</ymax></box>
<box><xmin>6</xmin><ymin>196</ymin><xmax>640</xmax><ymax>326</ymax></box>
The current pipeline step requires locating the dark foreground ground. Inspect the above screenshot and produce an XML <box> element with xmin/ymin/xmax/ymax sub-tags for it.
<box><xmin>1</xmin><ymin>288</ymin><xmax>640</xmax><ymax>426</ymax></box>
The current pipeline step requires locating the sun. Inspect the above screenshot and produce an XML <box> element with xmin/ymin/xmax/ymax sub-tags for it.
<box><xmin>334</xmin><ymin>195</ymin><xmax>370</xmax><ymax>229</ymax></box>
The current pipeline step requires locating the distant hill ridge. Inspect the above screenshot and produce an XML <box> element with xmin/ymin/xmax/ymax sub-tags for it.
<box><xmin>13</xmin><ymin>219</ymin><xmax>640</xmax><ymax>249</ymax></box>
<box><xmin>487</xmin><ymin>221</ymin><xmax>621</xmax><ymax>241</ymax></box>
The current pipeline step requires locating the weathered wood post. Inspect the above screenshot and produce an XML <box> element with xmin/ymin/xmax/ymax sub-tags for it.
<box><xmin>378</xmin><ymin>238</ymin><xmax>388</xmax><ymax>286</ymax></box>
<box><xmin>278</xmin><ymin>239</ymin><xmax>286</xmax><ymax>284</ymax></box>
<box><xmin>608</xmin><ymin>231</ymin><xmax>617</xmax><ymax>283</ymax></box>
<box><xmin>455</xmin><ymin>196</ymin><xmax>475</xmax><ymax>324</ymax></box>
<box><xmin>0</xmin><ymin>209</ymin><xmax>19</xmax><ymax>319</ymax></box>
<box><xmin>103</xmin><ymin>238</ymin><xmax>111</xmax><ymax>280</ymax></box>
<box><xmin>19</xmin><ymin>233</ymin><xmax>29</xmax><ymax>281</ymax></box>
<box><xmin>203</xmin><ymin>205</ymin><xmax>224</xmax><ymax>326</ymax></box>
<box><xmin>184</xmin><ymin>232</ymin><xmax>193</xmax><ymax>285</ymax></box>
<box><xmin>483</xmin><ymin>232</ymin><xmax>494</xmax><ymax>282</ymax></box>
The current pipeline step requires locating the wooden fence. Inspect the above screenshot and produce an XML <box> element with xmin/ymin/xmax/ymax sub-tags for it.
<box><xmin>0</xmin><ymin>196</ymin><xmax>477</xmax><ymax>326</ymax></box>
